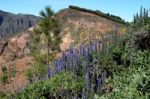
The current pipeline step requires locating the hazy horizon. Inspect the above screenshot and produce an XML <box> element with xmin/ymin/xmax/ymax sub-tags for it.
<box><xmin>0</xmin><ymin>0</ymin><xmax>150</xmax><ymax>22</ymax></box>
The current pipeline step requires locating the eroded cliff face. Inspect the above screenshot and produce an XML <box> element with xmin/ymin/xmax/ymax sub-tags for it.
<box><xmin>0</xmin><ymin>10</ymin><xmax>40</xmax><ymax>39</ymax></box>
<box><xmin>0</xmin><ymin>31</ymin><xmax>30</xmax><ymax>65</ymax></box>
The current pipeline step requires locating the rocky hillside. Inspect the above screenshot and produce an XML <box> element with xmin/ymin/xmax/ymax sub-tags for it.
<box><xmin>0</xmin><ymin>31</ymin><xmax>31</xmax><ymax>65</ymax></box>
<box><xmin>0</xmin><ymin>10</ymin><xmax>39</xmax><ymax>92</ymax></box>
<box><xmin>0</xmin><ymin>10</ymin><xmax>40</xmax><ymax>39</ymax></box>
<box><xmin>0</xmin><ymin>30</ymin><xmax>34</xmax><ymax>93</ymax></box>
<box><xmin>0</xmin><ymin>7</ymin><xmax>127</xmax><ymax>93</ymax></box>
<box><xmin>56</xmin><ymin>6</ymin><xmax>126</xmax><ymax>50</ymax></box>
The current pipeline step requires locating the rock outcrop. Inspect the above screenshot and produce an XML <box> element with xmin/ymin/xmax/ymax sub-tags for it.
<box><xmin>0</xmin><ymin>31</ymin><xmax>30</xmax><ymax>66</ymax></box>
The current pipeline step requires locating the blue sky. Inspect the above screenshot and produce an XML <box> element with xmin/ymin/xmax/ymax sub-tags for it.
<box><xmin>0</xmin><ymin>0</ymin><xmax>150</xmax><ymax>22</ymax></box>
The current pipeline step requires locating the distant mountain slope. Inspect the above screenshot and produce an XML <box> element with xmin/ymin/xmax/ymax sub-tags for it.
<box><xmin>0</xmin><ymin>10</ymin><xmax>40</xmax><ymax>39</ymax></box>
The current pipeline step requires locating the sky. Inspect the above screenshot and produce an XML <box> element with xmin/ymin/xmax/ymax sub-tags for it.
<box><xmin>0</xmin><ymin>0</ymin><xmax>150</xmax><ymax>22</ymax></box>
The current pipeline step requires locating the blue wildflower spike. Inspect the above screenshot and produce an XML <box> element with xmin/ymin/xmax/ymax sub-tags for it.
<box><xmin>85</xmin><ymin>70</ymin><xmax>90</xmax><ymax>90</ymax></box>
<box><xmin>69</xmin><ymin>45</ymin><xmax>74</xmax><ymax>54</ymax></box>
<box><xmin>48</xmin><ymin>68</ymin><xmax>52</xmax><ymax>78</ymax></box>
<box><xmin>82</xmin><ymin>88</ymin><xmax>86</xmax><ymax>99</ymax></box>
<box><xmin>90</xmin><ymin>84</ymin><xmax>95</xmax><ymax>99</ymax></box>
<box><xmin>97</xmin><ymin>77</ymin><xmax>103</xmax><ymax>94</ymax></box>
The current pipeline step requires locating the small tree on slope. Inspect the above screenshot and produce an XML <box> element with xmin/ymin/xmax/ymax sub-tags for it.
<box><xmin>32</xmin><ymin>6</ymin><xmax>61</xmax><ymax>79</ymax></box>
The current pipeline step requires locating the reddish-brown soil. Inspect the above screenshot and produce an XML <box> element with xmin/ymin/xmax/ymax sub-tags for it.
<box><xmin>0</xmin><ymin>56</ymin><xmax>33</xmax><ymax>93</ymax></box>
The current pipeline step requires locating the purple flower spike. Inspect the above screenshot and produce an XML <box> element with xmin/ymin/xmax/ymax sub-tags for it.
<box><xmin>97</xmin><ymin>78</ymin><xmax>103</xmax><ymax>94</ymax></box>
<box><xmin>85</xmin><ymin>71</ymin><xmax>90</xmax><ymax>90</ymax></box>
<box><xmin>92</xmin><ymin>45</ymin><xmax>96</xmax><ymax>53</ymax></box>
<box><xmin>48</xmin><ymin>68</ymin><xmax>52</xmax><ymax>78</ymax></box>
<box><xmin>101</xmin><ymin>70</ymin><xmax>107</xmax><ymax>83</ymax></box>
<box><xmin>90</xmin><ymin>84</ymin><xmax>95</xmax><ymax>99</ymax></box>
<box><xmin>69</xmin><ymin>46</ymin><xmax>74</xmax><ymax>54</ymax></box>
<box><xmin>82</xmin><ymin>88</ymin><xmax>86</xmax><ymax>99</ymax></box>
<box><xmin>82</xmin><ymin>60</ymin><xmax>87</xmax><ymax>75</ymax></box>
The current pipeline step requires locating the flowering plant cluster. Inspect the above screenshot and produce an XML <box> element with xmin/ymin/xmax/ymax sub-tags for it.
<box><xmin>47</xmin><ymin>40</ymin><xmax>108</xmax><ymax>98</ymax></box>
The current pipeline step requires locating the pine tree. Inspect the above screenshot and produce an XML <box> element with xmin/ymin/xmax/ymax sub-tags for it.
<box><xmin>32</xmin><ymin>6</ymin><xmax>61</xmax><ymax>79</ymax></box>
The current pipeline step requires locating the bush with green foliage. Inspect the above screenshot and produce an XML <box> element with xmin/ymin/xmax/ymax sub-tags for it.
<box><xmin>98</xmin><ymin>51</ymin><xmax>150</xmax><ymax>98</ymax></box>
<box><xmin>96</xmin><ymin>7</ymin><xmax>150</xmax><ymax>98</ymax></box>
<box><xmin>1</xmin><ymin>65</ymin><xmax>7</xmax><ymax>74</ymax></box>
<box><xmin>10</xmin><ymin>65</ymin><xmax>16</xmax><ymax>77</ymax></box>
<box><xmin>25</xmin><ymin>54</ymin><xmax>47</xmax><ymax>82</ymax></box>
<box><xmin>126</xmin><ymin>30</ymin><xmax>150</xmax><ymax>51</ymax></box>
<box><xmin>0</xmin><ymin>65</ymin><xmax>8</xmax><ymax>84</ymax></box>
<box><xmin>0</xmin><ymin>92</ymin><xmax>7</xmax><ymax>99</ymax></box>
<box><xmin>126</xmin><ymin>7</ymin><xmax>150</xmax><ymax>51</ymax></box>
<box><xmin>16</xmin><ymin>72</ymin><xmax>84</xmax><ymax>99</ymax></box>
<box><xmin>0</xmin><ymin>74</ymin><xmax>8</xmax><ymax>84</ymax></box>
<box><xmin>25</xmin><ymin>69</ymin><xmax>34</xmax><ymax>82</ymax></box>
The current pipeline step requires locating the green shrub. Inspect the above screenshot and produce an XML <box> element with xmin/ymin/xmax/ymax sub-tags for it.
<box><xmin>0</xmin><ymin>92</ymin><xmax>6</xmax><ymax>99</ymax></box>
<box><xmin>126</xmin><ymin>30</ymin><xmax>150</xmax><ymax>51</ymax></box>
<box><xmin>10</xmin><ymin>67</ymin><xmax>16</xmax><ymax>77</ymax></box>
<box><xmin>0</xmin><ymin>65</ymin><xmax>8</xmax><ymax>84</ymax></box>
<box><xmin>99</xmin><ymin>51</ymin><xmax>150</xmax><ymax>98</ymax></box>
<box><xmin>0</xmin><ymin>74</ymin><xmax>8</xmax><ymax>84</ymax></box>
<box><xmin>16</xmin><ymin>72</ymin><xmax>84</xmax><ymax>99</ymax></box>
<box><xmin>126</xmin><ymin>8</ymin><xmax>150</xmax><ymax>51</ymax></box>
<box><xmin>10</xmin><ymin>70</ymin><xmax>16</xmax><ymax>77</ymax></box>
<box><xmin>1</xmin><ymin>65</ymin><xmax>7</xmax><ymax>74</ymax></box>
<box><xmin>25</xmin><ymin>69</ymin><xmax>34</xmax><ymax>82</ymax></box>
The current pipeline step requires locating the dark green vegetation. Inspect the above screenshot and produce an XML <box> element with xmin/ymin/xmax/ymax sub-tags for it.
<box><xmin>17</xmin><ymin>72</ymin><xmax>84</xmax><ymax>99</ymax></box>
<box><xmin>69</xmin><ymin>5</ymin><xmax>128</xmax><ymax>25</ymax></box>
<box><xmin>0</xmin><ymin>6</ymin><xmax>150</xmax><ymax>99</ymax></box>
<box><xmin>0</xmin><ymin>65</ymin><xmax>16</xmax><ymax>84</ymax></box>
<box><xmin>98</xmin><ymin>7</ymin><xmax>150</xmax><ymax>98</ymax></box>
<box><xmin>0</xmin><ymin>65</ymin><xmax>8</xmax><ymax>84</ymax></box>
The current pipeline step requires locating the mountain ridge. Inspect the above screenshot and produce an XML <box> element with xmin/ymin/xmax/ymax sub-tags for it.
<box><xmin>68</xmin><ymin>5</ymin><xmax>127</xmax><ymax>25</ymax></box>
